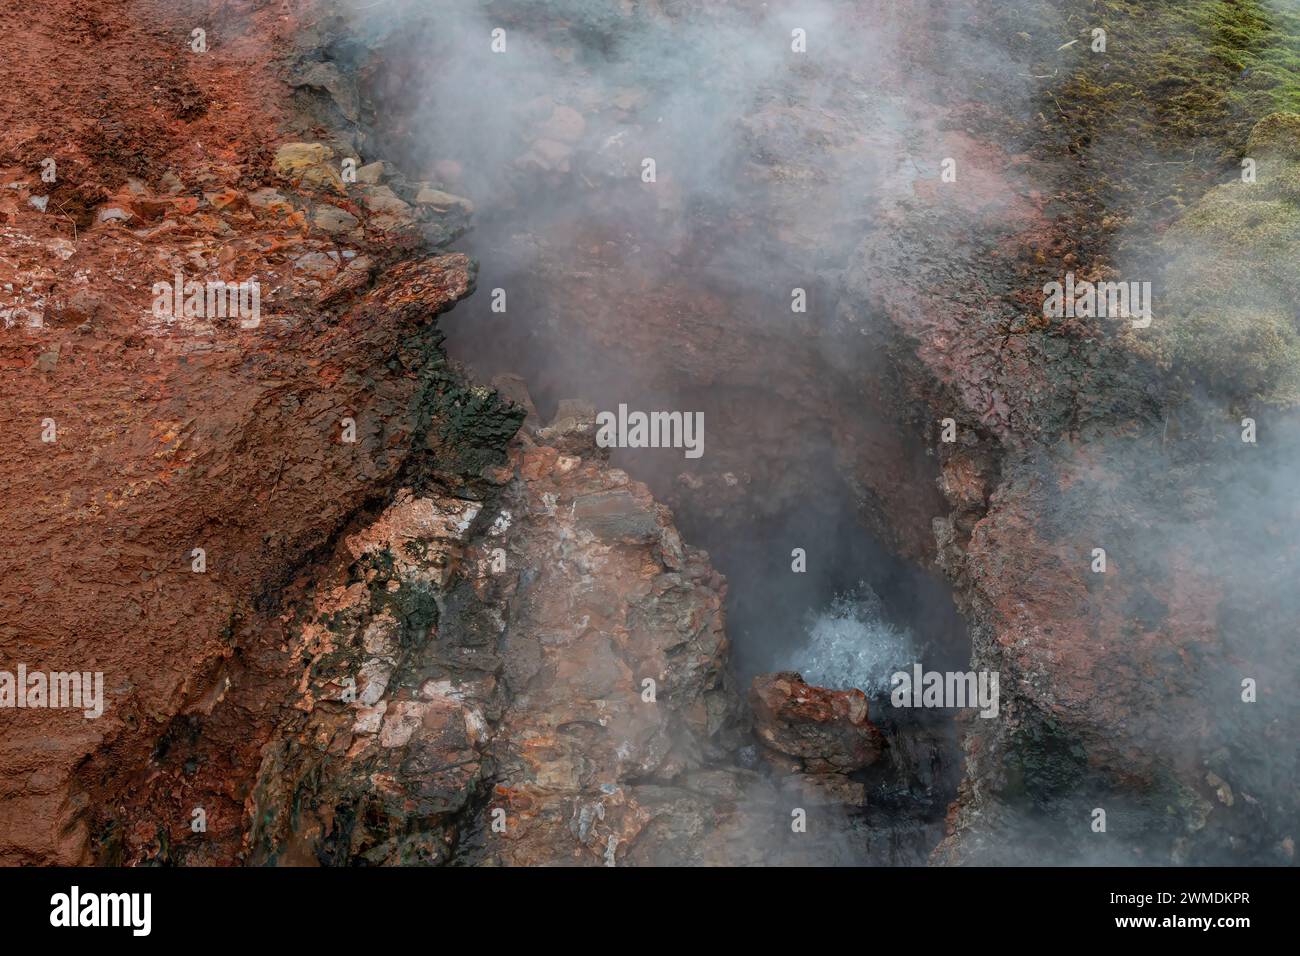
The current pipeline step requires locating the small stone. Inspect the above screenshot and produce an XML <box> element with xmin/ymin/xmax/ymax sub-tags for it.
<box><xmin>1206</xmin><ymin>771</ymin><xmax>1235</xmax><ymax>807</ymax></box>
<box><xmin>413</xmin><ymin>185</ymin><xmax>474</xmax><ymax>214</ymax></box>
<box><xmin>248</xmin><ymin>187</ymin><xmax>292</xmax><ymax>216</ymax></box>
<box><xmin>539</xmin><ymin>105</ymin><xmax>586</xmax><ymax>143</ymax></box>
<box><xmin>354</xmin><ymin>161</ymin><xmax>386</xmax><ymax>184</ymax></box>
<box><xmin>35</xmin><ymin>344</ymin><xmax>59</xmax><ymax>372</ymax></box>
<box><xmin>275</xmin><ymin>142</ymin><xmax>332</xmax><ymax>171</ymax></box>
<box><xmin>274</xmin><ymin>142</ymin><xmax>343</xmax><ymax>191</ymax></box>
<box><xmin>360</xmin><ymin>184</ymin><xmax>411</xmax><ymax>216</ymax></box>
<box><xmin>293</xmin><ymin>251</ymin><xmax>341</xmax><ymax>279</ymax></box>
<box><xmin>313</xmin><ymin>204</ymin><xmax>359</xmax><ymax>233</ymax></box>
<box><xmin>750</xmin><ymin>672</ymin><xmax>883</xmax><ymax>772</ymax></box>
<box><xmin>519</xmin><ymin>138</ymin><xmax>573</xmax><ymax>173</ymax></box>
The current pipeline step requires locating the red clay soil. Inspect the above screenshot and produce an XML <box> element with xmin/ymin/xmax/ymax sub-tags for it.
<box><xmin>0</xmin><ymin>0</ymin><xmax>477</xmax><ymax>863</ymax></box>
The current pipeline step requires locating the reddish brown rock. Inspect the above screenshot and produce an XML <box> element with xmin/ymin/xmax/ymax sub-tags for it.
<box><xmin>242</xmin><ymin>399</ymin><xmax>748</xmax><ymax>867</ymax></box>
<box><xmin>0</xmin><ymin>0</ymin><xmax>510</xmax><ymax>865</ymax></box>
<box><xmin>750</xmin><ymin>673</ymin><xmax>884</xmax><ymax>773</ymax></box>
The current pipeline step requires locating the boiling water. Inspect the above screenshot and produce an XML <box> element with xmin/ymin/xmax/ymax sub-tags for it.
<box><xmin>777</xmin><ymin>584</ymin><xmax>923</xmax><ymax>697</ymax></box>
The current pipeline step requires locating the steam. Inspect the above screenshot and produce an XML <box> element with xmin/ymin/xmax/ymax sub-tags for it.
<box><xmin>332</xmin><ymin>0</ymin><xmax>992</xmax><ymax>663</ymax></box>
<box><xmin>335</xmin><ymin>0</ymin><xmax>991</xmax><ymax>730</ymax></box>
<box><xmin>320</xmin><ymin>0</ymin><xmax>987</xmax><ymax>867</ymax></box>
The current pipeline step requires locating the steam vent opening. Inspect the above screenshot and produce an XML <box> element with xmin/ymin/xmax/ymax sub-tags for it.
<box><xmin>355</xmin><ymin>2</ymin><xmax>974</xmax><ymax>863</ymax></box>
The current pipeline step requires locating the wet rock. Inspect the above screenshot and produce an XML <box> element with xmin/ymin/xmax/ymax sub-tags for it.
<box><xmin>750</xmin><ymin>672</ymin><xmax>884</xmax><ymax>773</ymax></box>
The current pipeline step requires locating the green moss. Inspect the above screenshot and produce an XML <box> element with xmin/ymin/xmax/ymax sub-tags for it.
<box><xmin>1246</xmin><ymin>109</ymin><xmax>1300</xmax><ymax>154</ymax></box>
<box><xmin>1061</xmin><ymin>0</ymin><xmax>1300</xmax><ymax>142</ymax></box>
<box><xmin>424</xmin><ymin>370</ymin><xmax>525</xmax><ymax>477</ymax></box>
<box><xmin>1003</xmin><ymin>1</ymin><xmax>1300</xmax><ymax>407</ymax></box>
<box><xmin>1156</xmin><ymin>112</ymin><xmax>1300</xmax><ymax>405</ymax></box>
<box><xmin>997</xmin><ymin>0</ymin><xmax>1300</xmax><ymax>237</ymax></box>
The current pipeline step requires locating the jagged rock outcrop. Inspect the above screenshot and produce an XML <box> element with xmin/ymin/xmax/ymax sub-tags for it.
<box><xmin>750</xmin><ymin>673</ymin><xmax>884</xmax><ymax>774</ymax></box>
<box><xmin>244</xmin><ymin>402</ymin><xmax>903</xmax><ymax>865</ymax></box>
<box><xmin>0</xmin><ymin>0</ymin><xmax>923</xmax><ymax>868</ymax></box>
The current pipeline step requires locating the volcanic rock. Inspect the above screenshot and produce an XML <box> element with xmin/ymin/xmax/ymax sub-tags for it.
<box><xmin>273</xmin><ymin>142</ymin><xmax>343</xmax><ymax>192</ymax></box>
<box><xmin>750</xmin><ymin>672</ymin><xmax>884</xmax><ymax>773</ymax></box>
<box><xmin>244</xmin><ymin>416</ymin><xmax>747</xmax><ymax>866</ymax></box>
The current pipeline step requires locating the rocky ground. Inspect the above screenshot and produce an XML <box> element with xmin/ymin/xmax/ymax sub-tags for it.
<box><xmin>0</xmin><ymin>0</ymin><xmax>515</xmax><ymax>863</ymax></box>
<box><xmin>1</xmin><ymin>0</ymin><xmax>1296</xmax><ymax>866</ymax></box>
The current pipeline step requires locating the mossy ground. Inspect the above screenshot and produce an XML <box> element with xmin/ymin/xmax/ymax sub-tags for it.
<box><xmin>1157</xmin><ymin>132</ymin><xmax>1300</xmax><ymax>406</ymax></box>
<box><xmin>983</xmin><ymin>0</ymin><xmax>1300</xmax><ymax>408</ymax></box>
<box><xmin>1015</xmin><ymin>0</ymin><xmax>1300</xmax><ymax>225</ymax></box>
<box><xmin>1070</xmin><ymin>0</ymin><xmax>1300</xmax><ymax>140</ymax></box>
